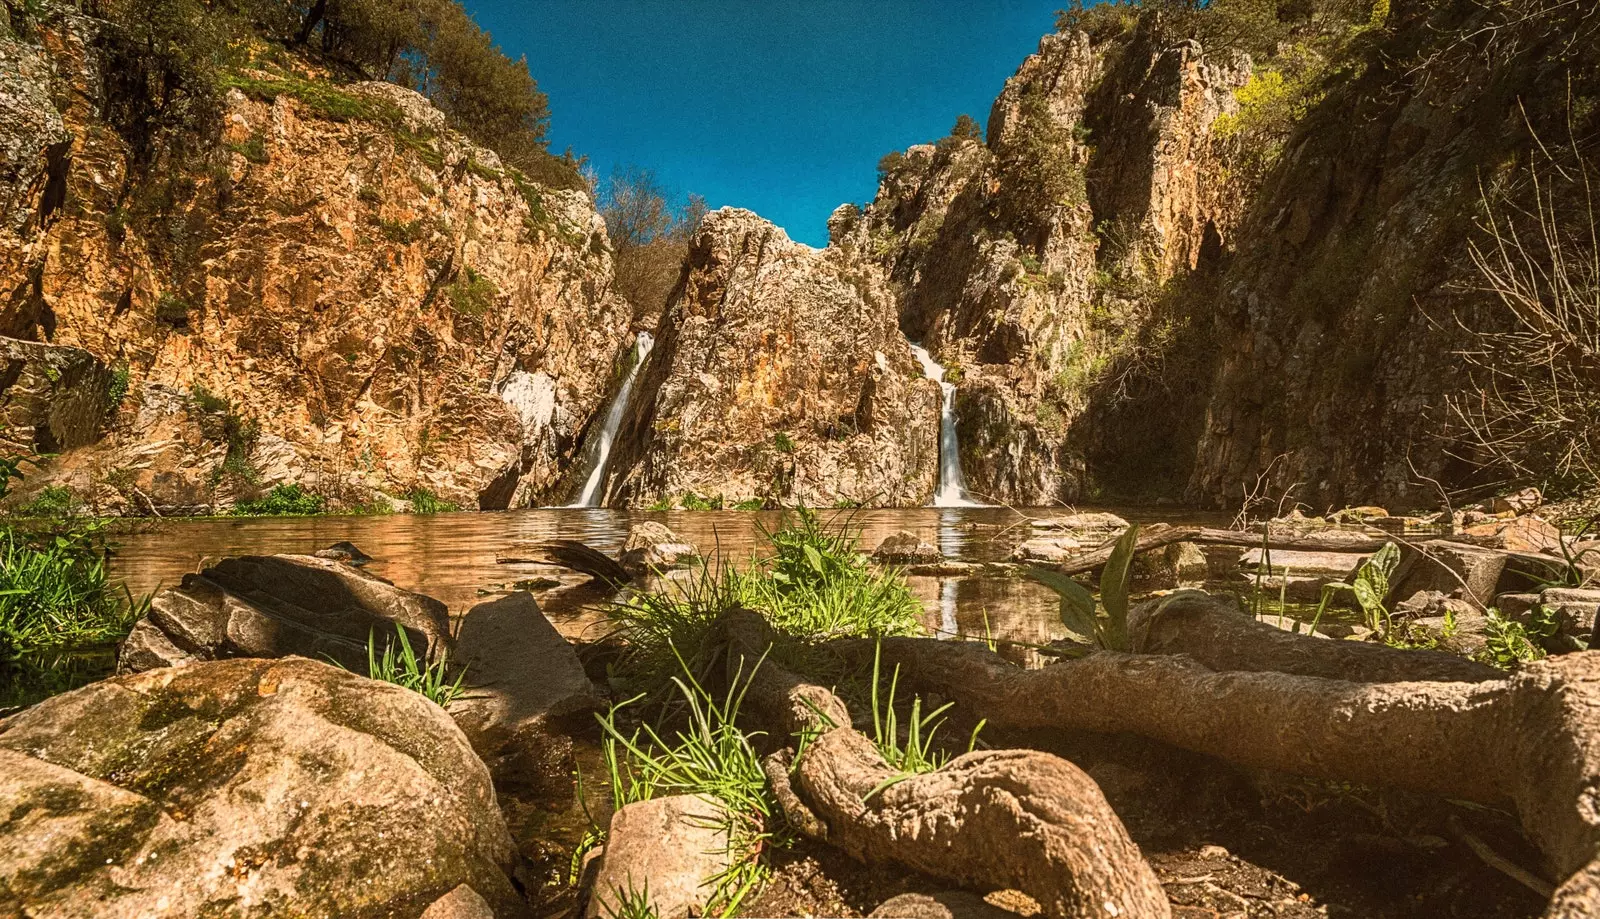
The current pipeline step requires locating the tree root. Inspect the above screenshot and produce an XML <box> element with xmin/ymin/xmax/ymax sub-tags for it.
<box><xmin>720</xmin><ymin>613</ymin><xmax>1171</xmax><ymax>919</ymax></box>
<box><xmin>863</xmin><ymin>636</ymin><xmax>1600</xmax><ymax>916</ymax></box>
<box><xmin>1130</xmin><ymin>590</ymin><xmax>1501</xmax><ymax>683</ymax></box>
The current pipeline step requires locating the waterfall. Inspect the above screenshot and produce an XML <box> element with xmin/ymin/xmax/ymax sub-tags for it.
<box><xmin>569</xmin><ymin>331</ymin><xmax>654</xmax><ymax>507</ymax></box>
<box><xmin>908</xmin><ymin>343</ymin><xmax>982</xmax><ymax>507</ymax></box>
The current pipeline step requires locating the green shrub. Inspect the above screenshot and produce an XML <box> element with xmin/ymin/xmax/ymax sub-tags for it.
<box><xmin>16</xmin><ymin>486</ymin><xmax>84</xmax><ymax>519</ymax></box>
<box><xmin>443</xmin><ymin>268</ymin><xmax>498</xmax><ymax>316</ymax></box>
<box><xmin>379</xmin><ymin>218</ymin><xmax>427</xmax><ymax>244</ymax></box>
<box><xmin>404</xmin><ymin>488</ymin><xmax>459</xmax><ymax>514</ymax></box>
<box><xmin>773</xmin><ymin>431</ymin><xmax>796</xmax><ymax>454</ymax></box>
<box><xmin>680</xmin><ymin>492</ymin><xmax>723</xmax><ymax>511</ymax></box>
<box><xmin>106</xmin><ymin>364</ymin><xmax>131</xmax><ymax>410</ymax></box>
<box><xmin>227</xmin><ymin>131</ymin><xmax>269</xmax><ymax>163</ymax></box>
<box><xmin>155</xmin><ymin>292</ymin><xmax>191</xmax><ymax>326</ymax></box>
<box><xmin>232</xmin><ymin>483</ymin><xmax>325</xmax><ymax>516</ymax></box>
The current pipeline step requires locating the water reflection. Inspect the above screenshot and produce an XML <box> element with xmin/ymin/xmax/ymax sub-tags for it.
<box><xmin>106</xmin><ymin>506</ymin><xmax>1198</xmax><ymax>647</ymax></box>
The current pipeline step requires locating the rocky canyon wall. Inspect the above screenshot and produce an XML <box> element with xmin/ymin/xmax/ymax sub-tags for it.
<box><xmin>0</xmin><ymin>4</ymin><xmax>632</xmax><ymax>513</ymax></box>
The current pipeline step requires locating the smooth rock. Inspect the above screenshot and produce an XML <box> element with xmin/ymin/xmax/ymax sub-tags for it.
<box><xmin>118</xmin><ymin>554</ymin><xmax>452</xmax><ymax>673</ymax></box>
<box><xmin>1495</xmin><ymin>592</ymin><xmax>1541</xmax><ymax>618</ymax></box>
<box><xmin>872</xmin><ymin>530</ymin><xmax>943</xmax><ymax>565</ymax></box>
<box><xmin>1537</xmin><ymin>587</ymin><xmax>1600</xmax><ymax>635</ymax></box>
<box><xmin>619</xmin><ymin>522</ymin><xmax>698</xmax><ymax>573</ymax></box>
<box><xmin>314</xmin><ymin>540</ymin><xmax>374</xmax><ymax>565</ymax></box>
<box><xmin>449</xmin><ymin>592</ymin><xmax>600</xmax><ymax>786</ymax></box>
<box><xmin>585</xmin><ymin>795</ymin><xmax>732</xmax><ymax>919</ymax></box>
<box><xmin>871</xmin><ymin>891</ymin><xmax>1019</xmax><ymax>919</ymax></box>
<box><xmin>422</xmin><ymin>885</ymin><xmax>497</xmax><ymax>919</ymax></box>
<box><xmin>1011</xmin><ymin>536</ymin><xmax>1081</xmax><ymax>563</ymax></box>
<box><xmin>1239</xmin><ymin>548</ymin><xmax>1365</xmax><ymax>577</ymax></box>
<box><xmin>0</xmin><ymin>657</ymin><xmax>521</xmax><ymax>918</ymax></box>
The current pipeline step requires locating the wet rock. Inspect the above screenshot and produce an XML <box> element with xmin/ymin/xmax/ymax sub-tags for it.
<box><xmin>1011</xmin><ymin>535</ymin><xmax>1082</xmax><ymax>563</ymax></box>
<box><xmin>513</xmin><ymin>576</ymin><xmax>562</xmax><ymax>591</ymax></box>
<box><xmin>870</xmin><ymin>891</ymin><xmax>1018</xmax><ymax>919</ymax></box>
<box><xmin>1131</xmin><ymin>542</ymin><xmax>1209</xmax><ymax>589</ymax></box>
<box><xmin>1030</xmin><ymin>512</ymin><xmax>1130</xmax><ymax>535</ymax></box>
<box><xmin>619</xmin><ymin>522</ymin><xmax>698</xmax><ymax>573</ymax></box>
<box><xmin>314</xmin><ymin>540</ymin><xmax>374</xmax><ymax>565</ymax></box>
<box><xmin>1394</xmin><ymin>590</ymin><xmax>1479</xmax><ymax>621</ymax></box>
<box><xmin>1413</xmin><ymin>613</ymin><xmax>1491</xmax><ymax>657</ymax></box>
<box><xmin>1239</xmin><ymin>548</ymin><xmax>1365</xmax><ymax>578</ymax></box>
<box><xmin>1492</xmin><ymin>487</ymin><xmax>1544</xmax><ymax>515</ymax></box>
<box><xmin>872</xmin><ymin>530</ymin><xmax>943</xmax><ymax>565</ymax></box>
<box><xmin>585</xmin><ymin>795</ymin><xmax>732</xmax><ymax>919</ymax></box>
<box><xmin>449</xmin><ymin>592</ymin><xmax>599</xmax><ymax>786</ymax></box>
<box><xmin>1330</xmin><ymin>506</ymin><xmax>1390</xmax><ymax>522</ymax></box>
<box><xmin>118</xmin><ymin>554</ymin><xmax>451</xmax><ymax>673</ymax></box>
<box><xmin>0</xmin><ymin>657</ymin><xmax>522</xmax><ymax>917</ymax></box>
<box><xmin>1534</xmin><ymin>588</ymin><xmax>1600</xmax><ymax>636</ymax></box>
<box><xmin>1463</xmin><ymin>513</ymin><xmax>1563</xmax><ymax>553</ymax></box>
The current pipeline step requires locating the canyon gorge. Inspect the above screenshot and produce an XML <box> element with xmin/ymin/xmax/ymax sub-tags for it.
<box><xmin>2</xmin><ymin>0</ymin><xmax>1597</xmax><ymax>515</ymax></box>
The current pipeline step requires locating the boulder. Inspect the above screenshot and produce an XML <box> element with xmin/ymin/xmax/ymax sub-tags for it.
<box><xmin>448</xmin><ymin>592</ymin><xmax>600</xmax><ymax>786</ymax></box>
<box><xmin>1029</xmin><ymin>512</ymin><xmax>1130</xmax><ymax>536</ymax></box>
<box><xmin>1011</xmin><ymin>536</ymin><xmax>1081</xmax><ymax>563</ymax></box>
<box><xmin>1491</xmin><ymin>486</ymin><xmax>1543</xmax><ymax>514</ymax></box>
<box><xmin>585</xmin><ymin>795</ymin><xmax>732</xmax><ymax>919</ymax></box>
<box><xmin>422</xmin><ymin>885</ymin><xmax>497</xmax><ymax>919</ymax></box>
<box><xmin>1534</xmin><ymin>587</ymin><xmax>1600</xmax><ymax>636</ymax></box>
<box><xmin>1239</xmin><ymin>548</ymin><xmax>1364</xmax><ymax>577</ymax></box>
<box><xmin>1394</xmin><ymin>590</ymin><xmax>1479</xmax><ymax>622</ymax></box>
<box><xmin>0</xmin><ymin>657</ymin><xmax>521</xmax><ymax>918</ymax></box>
<box><xmin>1463</xmin><ymin>515</ymin><xmax>1563</xmax><ymax>553</ymax></box>
<box><xmin>1386</xmin><ymin>540</ymin><xmax>1563</xmax><ymax>609</ymax></box>
<box><xmin>871</xmin><ymin>530</ymin><xmax>943</xmax><ymax>565</ymax></box>
<box><xmin>314</xmin><ymin>540</ymin><xmax>374</xmax><ymax>565</ymax></box>
<box><xmin>619</xmin><ymin>522</ymin><xmax>698</xmax><ymax>573</ymax></box>
<box><xmin>118</xmin><ymin>554</ymin><xmax>451</xmax><ymax>673</ymax></box>
<box><xmin>1130</xmin><ymin>542</ymin><xmax>1208</xmax><ymax>589</ymax></box>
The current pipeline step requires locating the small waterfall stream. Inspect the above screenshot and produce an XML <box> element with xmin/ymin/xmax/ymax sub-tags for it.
<box><xmin>569</xmin><ymin>331</ymin><xmax>654</xmax><ymax>508</ymax></box>
<box><xmin>909</xmin><ymin>343</ymin><xmax>982</xmax><ymax>507</ymax></box>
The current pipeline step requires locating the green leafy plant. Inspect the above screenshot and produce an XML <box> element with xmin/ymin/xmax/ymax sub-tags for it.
<box><xmin>363</xmin><ymin>623</ymin><xmax>466</xmax><ymax>708</ymax></box>
<box><xmin>232</xmin><ymin>483</ymin><xmax>325</xmax><ymax>516</ymax></box>
<box><xmin>16</xmin><ymin>486</ymin><xmax>83</xmax><ymax>519</ymax></box>
<box><xmin>680</xmin><ymin>493</ymin><xmax>723</xmax><ymax>511</ymax></box>
<box><xmin>773</xmin><ymin>431</ymin><xmax>796</xmax><ymax>454</ymax></box>
<box><xmin>1026</xmin><ymin>523</ymin><xmax>1139</xmax><ymax>651</ymax></box>
<box><xmin>443</xmin><ymin>267</ymin><xmax>498</xmax><ymax>316</ymax></box>
<box><xmin>405</xmin><ymin>488</ymin><xmax>459</xmax><ymax>514</ymax></box>
<box><xmin>1318</xmin><ymin>542</ymin><xmax>1401</xmax><ymax>634</ymax></box>
<box><xmin>106</xmin><ymin>364</ymin><xmax>131</xmax><ymax>410</ymax></box>
<box><xmin>1481</xmin><ymin>609</ymin><xmax>1547</xmax><ymax>669</ymax></box>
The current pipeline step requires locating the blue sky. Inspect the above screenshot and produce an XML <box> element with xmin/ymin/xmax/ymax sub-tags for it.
<box><xmin>463</xmin><ymin>1</ymin><xmax>1062</xmax><ymax>246</ymax></box>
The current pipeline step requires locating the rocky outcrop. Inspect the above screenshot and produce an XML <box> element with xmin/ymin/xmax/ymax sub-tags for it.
<box><xmin>0</xmin><ymin>656</ymin><xmax>523</xmax><ymax>917</ymax></box>
<box><xmin>118</xmin><ymin>554</ymin><xmax>452</xmax><ymax>673</ymax></box>
<box><xmin>0</xmin><ymin>5</ymin><xmax>631</xmax><ymax>514</ymax></box>
<box><xmin>604</xmin><ymin>208</ymin><xmax>940</xmax><ymax>508</ymax></box>
<box><xmin>855</xmin><ymin>20</ymin><xmax>1250</xmax><ymax>505</ymax></box>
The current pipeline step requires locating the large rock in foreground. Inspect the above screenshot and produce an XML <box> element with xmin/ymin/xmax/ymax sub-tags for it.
<box><xmin>119</xmin><ymin>554</ymin><xmax>452</xmax><ymax>673</ymax></box>
<box><xmin>449</xmin><ymin>592</ymin><xmax>599</xmax><ymax>786</ymax></box>
<box><xmin>0</xmin><ymin>657</ymin><xmax>522</xmax><ymax>918</ymax></box>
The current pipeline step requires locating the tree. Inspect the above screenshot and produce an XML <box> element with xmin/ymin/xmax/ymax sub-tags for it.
<box><xmin>599</xmin><ymin>167</ymin><xmax>706</xmax><ymax>317</ymax></box>
<box><xmin>951</xmin><ymin>113</ymin><xmax>983</xmax><ymax>141</ymax></box>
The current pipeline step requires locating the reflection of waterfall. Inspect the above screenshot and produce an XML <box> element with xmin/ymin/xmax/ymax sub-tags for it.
<box><xmin>570</xmin><ymin>332</ymin><xmax>654</xmax><ymax>508</ymax></box>
<box><xmin>908</xmin><ymin>343</ymin><xmax>981</xmax><ymax>507</ymax></box>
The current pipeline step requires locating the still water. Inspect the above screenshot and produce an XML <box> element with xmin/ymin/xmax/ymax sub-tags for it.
<box><xmin>106</xmin><ymin>506</ymin><xmax>1198</xmax><ymax>647</ymax></box>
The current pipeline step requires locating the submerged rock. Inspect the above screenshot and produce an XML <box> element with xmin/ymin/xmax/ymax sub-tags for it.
<box><xmin>1030</xmin><ymin>512</ymin><xmax>1130</xmax><ymax>535</ymax></box>
<box><xmin>118</xmin><ymin>554</ymin><xmax>451</xmax><ymax>673</ymax></box>
<box><xmin>619</xmin><ymin>522</ymin><xmax>698</xmax><ymax>573</ymax></box>
<box><xmin>585</xmin><ymin>795</ymin><xmax>732</xmax><ymax>919</ymax></box>
<box><xmin>0</xmin><ymin>657</ymin><xmax>522</xmax><ymax>917</ymax></box>
<box><xmin>871</xmin><ymin>530</ymin><xmax>943</xmax><ymax>566</ymax></box>
<box><xmin>313</xmin><ymin>541</ymin><xmax>374</xmax><ymax>565</ymax></box>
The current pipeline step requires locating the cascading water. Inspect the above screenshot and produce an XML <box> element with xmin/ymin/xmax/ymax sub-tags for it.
<box><xmin>909</xmin><ymin>343</ymin><xmax>982</xmax><ymax>507</ymax></box>
<box><xmin>569</xmin><ymin>331</ymin><xmax>654</xmax><ymax>507</ymax></box>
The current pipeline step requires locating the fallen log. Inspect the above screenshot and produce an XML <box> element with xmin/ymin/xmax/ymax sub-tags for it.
<box><xmin>1129</xmin><ymin>591</ymin><xmax>1501</xmax><ymax>683</ymax></box>
<box><xmin>1050</xmin><ymin>524</ymin><xmax>1560</xmax><ymax>578</ymax></box>
<box><xmin>866</xmin><ymin>637</ymin><xmax>1600</xmax><ymax>917</ymax></box>
<box><xmin>499</xmin><ymin>540</ymin><xmax>630</xmax><ymax>588</ymax></box>
<box><xmin>720</xmin><ymin>613</ymin><xmax>1171</xmax><ymax>919</ymax></box>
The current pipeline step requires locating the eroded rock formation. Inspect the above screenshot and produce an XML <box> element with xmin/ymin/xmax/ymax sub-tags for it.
<box><xmin>0</xmin><ymin>5</ymin><xmax>631</xmax><ymax>513</ymax></box>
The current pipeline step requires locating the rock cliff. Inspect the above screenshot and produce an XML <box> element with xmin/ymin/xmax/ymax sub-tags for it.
<box><xmin>603</xmin><ymin>208</ymin><xmax>940</xmax><ymax>508</ymax></box>
<box><xmin>0</xmin><ymin>4</ymin><xmax>631</xmax><ymax>513</ymax></box>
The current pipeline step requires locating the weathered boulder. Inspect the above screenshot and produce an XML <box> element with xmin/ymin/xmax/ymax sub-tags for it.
<box><xmin>872</xmin><ymin>530</ymin><xmax>943</xmax><ymax>566</ymax></box>
<box><xmin>584</xmin><ymin>795</ymin><xmax>732</xmax><ymax>919</ymax></box>
<box><xmin>1011</xmin><ymin>535</ymin><xmax>1082</xmax><ymax>563</ymax></box>
<box><xmin>602</xmin><ymin>208</ymin><xmax>940</xmax><ymax>508</ymax></box>
<box><xmin>0</xmin><ymin>657</ymin><xmax>522</xmax><ymax>917</ymax></box>
<box><xmin>118</xmin><ymin>554</ymin><xmax>451</xmax><ymax>673</ymax></box>
<box><xmin>1386</xmin><ymin>541</ymin><xmax>1563</xmax><ymax>609</ymax></box>
<box><xmin>448</xmin><ymin>592</ymin><xmax>599</xmax><ymax>786</ymax></box>
<box><xmin>619</xmin><ymin>522</ymin><xmax>698</xmax><ymax>573</ymax></box>
<box><xmin>1239</xmin><ymin>548</ymin><xmax>1365</xmax><ymax>578</ymax></box>
<box><xmin>1130</xmin><ymin>541</ymin><xmax>1208</xmax><ymax>589</ymax></box>
<box><xmin>314</xmin><ymin>540</ymin><xmax>374</xmax><ymax>565</ymax></box>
